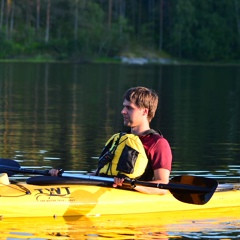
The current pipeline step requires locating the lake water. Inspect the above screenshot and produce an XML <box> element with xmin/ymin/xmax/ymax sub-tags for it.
<box><xmin>0</xmin><ymin>62</ymin><xmax>240</xmax><ymax>239</ymax></box>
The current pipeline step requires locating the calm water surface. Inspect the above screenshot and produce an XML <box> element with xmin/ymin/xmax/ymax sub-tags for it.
<box><xmin>0</xmin><ymin>63</ymin><xmax>240</xmax><ymax>239</ymax></box>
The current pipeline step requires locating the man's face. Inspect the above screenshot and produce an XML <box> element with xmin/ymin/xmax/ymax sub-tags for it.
<box><xmin>121</xmin><ymin>99</ymin><xmax>147</xmax><ymax>127</ymax></box>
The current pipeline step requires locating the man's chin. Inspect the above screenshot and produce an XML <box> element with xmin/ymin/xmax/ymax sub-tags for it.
<box><xmin>123</xmin><ymin>121</ymin><xmax>131</xmax><ymax>127</ymax></box>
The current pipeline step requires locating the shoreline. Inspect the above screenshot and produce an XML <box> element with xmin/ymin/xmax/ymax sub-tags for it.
<box><xmin>0</xmin><ymin>56</ymin><xmax>239</xmax><ymax>66</ymax></box>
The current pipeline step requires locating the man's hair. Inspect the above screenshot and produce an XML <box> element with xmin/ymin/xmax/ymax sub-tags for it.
<box><xmin>123</xmin><ymin>86</ymin><xmax>158</xmax><ymax>122</ymax></box>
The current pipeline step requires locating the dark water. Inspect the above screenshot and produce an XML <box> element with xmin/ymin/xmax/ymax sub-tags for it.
<box><xmin>0</xmin><ymin>63</ymin><xmax>240</xmax><ymax>239</ymax></box>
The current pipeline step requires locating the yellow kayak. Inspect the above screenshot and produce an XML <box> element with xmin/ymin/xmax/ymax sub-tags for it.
<box><xmin>0</xmin><ymin>172</ymin><xmax>239</xmax><ymax>219</ymax></box>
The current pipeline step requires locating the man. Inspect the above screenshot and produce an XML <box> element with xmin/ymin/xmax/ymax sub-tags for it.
<box><xmin>111</xmin><ymin>86</ymin><xmax>172</xmax><ymax>194</ymax></box>
<box><xmin>50</xmin><ymin>86</ymin><xmax>172</xmax><ymax>195</ymax></box>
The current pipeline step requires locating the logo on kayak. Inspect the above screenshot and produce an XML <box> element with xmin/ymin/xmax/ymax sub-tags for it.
<box><xmin>34</xmin><ymin>187</ymin><xmax>75</xmax><ymax>202</ymax></box>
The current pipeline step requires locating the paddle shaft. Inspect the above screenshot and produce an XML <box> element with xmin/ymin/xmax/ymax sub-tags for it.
<box><xmin>0</xmin><ymin>165</ymin><xmax>50</xmax><ymax>176</ymax></box>
<box><xmin>0</xmin><ymin>164</ymin><xmax>213</xmax><ymax>193</ymax></box>
<box><xmin>0</xmin><ymin>158</ymin><xmax>218</xmax><ymax>204</ymax></box>
<box><xmin>0</xmin><ymin>165</ymin><xmax>214</xmax><ymax>192</ymax></box>
<box><xmin>61</xmin><ymin>173</ymin><xmax>211</xmax><ymax>193</ymax></box>
<box><xmin>0</xmin><ymin>158</ymin><xmax>217</xmax><ymax>193</ymax></box>
<box><xmin>0</xmin><ymin>162</ymin><xmax>214</xmax><ymax>192</ymax></box>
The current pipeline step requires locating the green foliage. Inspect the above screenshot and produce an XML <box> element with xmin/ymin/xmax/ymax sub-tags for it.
<box><xmin>166</xmin><ymin>0</ymin><xmax>240</xmax><ymax>62</ymax></box>
<box><xmin>0</xmin><ymin>31</ymin><xmax>25</xmax><ymax>58</ymax></box>
<box><xmin>0</xmin><ymin>0</ymin><xmax>240</xmax><ymax>62</ymax></box>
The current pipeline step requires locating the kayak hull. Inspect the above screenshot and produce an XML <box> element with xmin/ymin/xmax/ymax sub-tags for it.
<box><xmin>0</xmin><ymin>177</ymin><xmax>239</xmax><ymax>218</ymax></box>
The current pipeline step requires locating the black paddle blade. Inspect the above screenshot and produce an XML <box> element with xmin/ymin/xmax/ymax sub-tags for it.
<box><xmin>0</xmin><ymin>158</ymin><xmax>21</xmax><ymax>176</ymax></box>
<box><xmin>0</xmin><ymin>158</ymin><xmax>50</xmax><ymax>176</ymax></box>
<box><xmin>169</xmin><ymin>175</ymin><xmax>218</xmax><ymax>205</ymax></box>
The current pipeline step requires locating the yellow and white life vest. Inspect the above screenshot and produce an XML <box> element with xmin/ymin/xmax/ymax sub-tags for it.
<box><xmin>98</xmin><ymin>132</ymin><xmax>149</xmax><ymax>179</ymax></box>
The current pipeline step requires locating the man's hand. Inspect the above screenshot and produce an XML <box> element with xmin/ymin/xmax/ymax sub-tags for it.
<box><xmin>48</xmin><ymin>169</ymin><xmax>60</xmax><ymax>176</ymax></box>
<box><xmin>113</xmin><ymin>177</ymin><xmax>125</xmax><ymax>188</ymax></box>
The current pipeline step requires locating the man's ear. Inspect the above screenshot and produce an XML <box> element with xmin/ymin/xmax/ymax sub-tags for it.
<box><xmin>143</xmin><ymin>108</ymin><xmax>149</xmax><ymax>116</ymax></box>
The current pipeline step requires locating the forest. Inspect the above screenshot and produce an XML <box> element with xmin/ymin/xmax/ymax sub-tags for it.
<box><xmin>0</xmin><ymin>0</ymin><xmax>240</xmax><ymax>63</ymax></box>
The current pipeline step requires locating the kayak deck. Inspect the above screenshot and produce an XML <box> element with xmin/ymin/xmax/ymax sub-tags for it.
<box><xmin>0</xmin><ymin>175</ymin><xmax>240</xmax><ymax>218</ymax></box>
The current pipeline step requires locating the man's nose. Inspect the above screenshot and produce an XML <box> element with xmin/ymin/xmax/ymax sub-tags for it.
<box><xmin>121</xmin><ymin>107</ymin><xmax>126</xmax><ymax>114</ymax></box>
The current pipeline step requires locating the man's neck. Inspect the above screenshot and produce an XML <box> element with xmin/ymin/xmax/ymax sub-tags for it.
<box><xmin>131</xmin><ymin>126</ymin><xmax>150</xmax><ymax>136</ymax></box>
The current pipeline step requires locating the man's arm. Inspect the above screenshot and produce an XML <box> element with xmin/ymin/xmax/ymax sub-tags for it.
<box><xmin>133</xmin><ymin>168</ymin><xmax>170</xmax><ymax>194</ymax></box>
<box><xmin>113</xmin><ymin>168</ymin><xmax>170</xmax><ymax>195</ymax></box>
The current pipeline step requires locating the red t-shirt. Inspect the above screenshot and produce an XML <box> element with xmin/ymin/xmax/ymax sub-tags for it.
<box><xmin>138</xmin><ymin>133</ymin><xmax>172</xmax><ymax>180</ymax></box>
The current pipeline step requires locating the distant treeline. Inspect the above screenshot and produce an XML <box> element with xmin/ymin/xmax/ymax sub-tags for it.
<box><xmin>0</xmin><ymin>0</ymin><xmax>240</xmax><ymax>62</ymax></box>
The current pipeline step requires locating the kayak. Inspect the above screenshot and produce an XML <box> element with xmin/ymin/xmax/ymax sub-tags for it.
<box><xmin>0</xmin><ymin>172</ymin><xmax>239</xmax><ymax>219</ymax></box>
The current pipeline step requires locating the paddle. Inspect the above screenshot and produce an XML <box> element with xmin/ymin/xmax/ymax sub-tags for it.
<box><xmin>0</xmin><ymin>158</ymin><xmax>218</xmax><ymax>205</ymax></box>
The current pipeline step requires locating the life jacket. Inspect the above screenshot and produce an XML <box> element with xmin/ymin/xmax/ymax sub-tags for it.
<box><xmin>96</xmin><ymin>130</ymin><xmax>157</xmax><ymax>179</ymax></box>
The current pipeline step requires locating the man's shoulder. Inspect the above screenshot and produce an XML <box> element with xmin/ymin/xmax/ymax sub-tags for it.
<box><xmin>147</xmin><ymin>130</ymin><xmax>164</xmax><ymax>140</ymax></box>
<box><xmin>141</xmin><ymin>133</ymin><xmax>170</xmax><ymax>148</ymax></box>
<box><xmin>139</xmin><ymin>132</ymin><xmax>165</xmax><ymax>147</ymax></box>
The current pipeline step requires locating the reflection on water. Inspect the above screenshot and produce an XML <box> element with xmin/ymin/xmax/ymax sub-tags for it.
<box><xmin>0</xmin><ymin>63</ymin><xmax>239</xmax><ymax>173</ymax></box>
<box><xmin>0</xmin><ymin>63</ymin><xmax>240</xmax><ymax>239</ymax></box>
<box><xmin>1</xmin><ymin>213</ymin><xmax>240</xmax><ymax>239</ymax></box>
